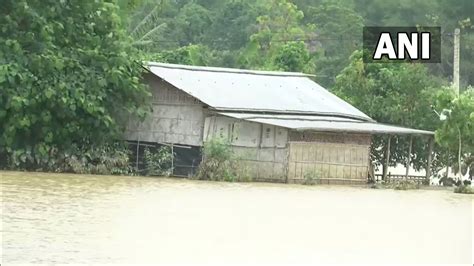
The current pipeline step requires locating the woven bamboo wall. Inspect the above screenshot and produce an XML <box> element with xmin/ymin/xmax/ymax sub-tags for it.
<box><xmin>287</xmin><ymin>131</ymin><xmax>371</xmax><ymax>184</ymax></box>
<box><xmin>124</xmin><ymin>74</ymin><xmax>205</xmax><ymax>146</ymax></box>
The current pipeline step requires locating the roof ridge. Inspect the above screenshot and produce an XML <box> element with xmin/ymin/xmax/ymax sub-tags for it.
<box><xmin>147</xmin><ymin>61</ymin><xmax>315</xmax><ymax>77</ymax></box>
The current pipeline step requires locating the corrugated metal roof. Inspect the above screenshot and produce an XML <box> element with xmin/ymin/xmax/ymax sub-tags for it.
<box><xmin>147</xmin><ymin>62</ymin><xmax>373</xmax><ymax>122</ymax></box>
<box><xmin>218</xmin><ymin>112</ymin><xmax>434</xmax><ymax>135</ymax></box>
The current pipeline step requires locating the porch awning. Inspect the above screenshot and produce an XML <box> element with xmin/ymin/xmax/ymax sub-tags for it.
<box><xmin>218</xmin><ymin>112</ymin><xmax>434</xmax><ymax>135</ymax></box>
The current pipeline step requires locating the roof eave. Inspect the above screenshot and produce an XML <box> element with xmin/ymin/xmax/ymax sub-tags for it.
<box><xmin>210</xmin><ymin>107</ymin><xmax>375</xmax><ymax>123</ymax></box>
<box><xmin>293</xmin><ymin>126</ymin><xmax>434</xmax><ymax>136</ymax></box>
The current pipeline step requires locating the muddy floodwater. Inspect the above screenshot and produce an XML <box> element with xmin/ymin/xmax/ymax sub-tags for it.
<box><xmin>1</xmin><ymin>171</ymin><xmax>473</xmax><ymax>264</ymax></box>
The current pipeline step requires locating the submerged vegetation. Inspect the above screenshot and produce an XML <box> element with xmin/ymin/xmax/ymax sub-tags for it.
<box><xmin>196</xmin><ymin>138</ymin><xmax>251</xmax><ymax>182</ymax></box>
<box><xmin>454</xmin><ymin>185</ymin><xmax>474</xmax><ymax>194</ymax></box>
<box><xmin>143</xmin><ymin>146</ymin><xmax>173</xmax><ymax>176</ymax></box>
<box><xmin>5</xmin><ymin>142</ymin><xmax>133</xmax><ymax>175</ymax></box>
<box><xmin>370</xmin><ymin>180</ymin><xmax>421</xmax><ymax>190</ymax></box>
<box><xmin>391</xmin><ymin>180</ymin><xmax>421</xmax><ymax>190</ymax></box>
<box><xmin>302</xmin><ymin>171</ymin><xmax>321</xmax><ymax>185</ymax></box>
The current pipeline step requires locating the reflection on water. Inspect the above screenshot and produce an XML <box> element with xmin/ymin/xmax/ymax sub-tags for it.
<box><xmin>1</xmin><ymin>171</ymin><xmax>472</xmax><ymax>264</ymax></box>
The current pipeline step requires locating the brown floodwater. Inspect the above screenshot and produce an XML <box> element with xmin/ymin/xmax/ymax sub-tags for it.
<box><xmin>1</xmin><ymin>171</ymin><xmax>473</xmax><ymax>264</ymax></box>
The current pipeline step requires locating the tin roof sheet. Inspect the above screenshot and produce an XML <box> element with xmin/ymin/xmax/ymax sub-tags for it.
<box><xmin>218</xmin><ymin>112</ymin><xmax>434</xmax><ymax>135</ymax></box>
<box><xmin>147</xmin><ymin>62</ymin><xmax>373</xmax><ymax>121</ymax></box>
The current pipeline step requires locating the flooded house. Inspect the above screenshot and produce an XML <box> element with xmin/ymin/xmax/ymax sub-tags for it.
<box><xmin>125</xmin><ymin>62</ymin><xmax>433</xmax><ymax>184</ymax></box>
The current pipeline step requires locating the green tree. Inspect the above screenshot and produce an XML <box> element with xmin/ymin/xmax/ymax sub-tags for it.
<box><xmin>239</xmin><ymin>0</ymin><xmax>315</xmax><ymax>70</ymax></box>
<box><xmin>148</xmin><ymin>44</ymin><xmax>214</xmax><ymax>66</ymax></box>
<box><xmin>303</xmin><ymin>0</ymin><xmax>364</xmax><ymax>87</ymax></box>
<box><xmin>0</xmin><ymin>0</ymin><xmax>150</xmax><ymax>169</ymax></box>
<box><xmin>123</xmin><ymin>0</ymin><xmax>171</xmax><ymax>49</ymax></box>
<box><xmin>174</xmin><ymin>2</ymin><xmax>212</xmax><ymax>46</ymax></box>
<box><xmin>434</xmin><ymin>88</ymin><xmax>474</xmax><ymax>178</ymax></box>
<box><xmin>271</xmin><ymin>41</ymin><xmax>313</xmax><ymax>72</ymax></box>
<box><xmin>203</xmin><ymin>0</ymin><xmax>259</xmax><ymax>51</ymax></box>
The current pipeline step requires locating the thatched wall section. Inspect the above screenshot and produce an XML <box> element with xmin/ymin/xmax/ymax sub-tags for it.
<box><xmin>287</xmin><ymin>131</ymin><xmax>371</xmax><ymax>184</ymax></box>
<box><xmin>124</xmin><ymin>74</ymin><xmax>205</xmax><ymax>146</ymax></box>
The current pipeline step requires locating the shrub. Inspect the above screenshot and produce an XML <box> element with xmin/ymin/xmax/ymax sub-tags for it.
<box><xmin>63</xmin><ymin>142</ymin><xmax>132</xmax><ymax>175</ymax></box>
<box><xmin>391</xmin><ymin>180</ymin><xmax>420</xmax><ymax>190</ymax></box>
<box><xmin>143</xmin><ymin>146</ymin><xmax>174</xmax><ymax>176</ymax></box>
<box><xmin>303</xmin><ymin>171</ymin><xmax>321</xmax><ymax>185</ymax></box>
<box><xmin>439</xmin><ymin>176</ymin><xmax>456</xmax><ymax>186</ymax></box>
<box><xmin>4</xmin><ymin>142</ymin><xmax>133</xmax><ymax>175</ymax></box>
<box><xmin>454</xmin><ymin>185</ymin><xmax>474</xmax><ymax>194</ymax></box>
<box><xmin>196</xmin><ymin>138</ymin><xmax>250</xmax><ymax>182</ymax></box>
<box><xmin>7</xmin><ymin>142</ymin><xmax>135</xmax><ymax>175</ymax></box>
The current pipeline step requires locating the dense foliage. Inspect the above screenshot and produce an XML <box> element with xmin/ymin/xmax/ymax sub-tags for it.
<box><xmin>0</xmin><ymin>0</ymin><xmax>150</xmax><ymax>170</ymax></box>
<box><xmin>122</xmin><ymin>0</ymin><xmax>473</xmax><ymax>88</ymax></box>
<box><xmin>434</xmin><ymin>89</ymin><xmax>474</xmax><ymax>178</ymax></box>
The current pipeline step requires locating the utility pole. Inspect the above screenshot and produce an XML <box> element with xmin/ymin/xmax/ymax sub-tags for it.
<box><xmin>453</xmin><ymin>28</ymin><xmax>462</xmax><ymax>182</ymax></box>
<box><xmin>453</xmin><ymin>28</ymin><xmax>460</xmax><ymax>95</ymax></box>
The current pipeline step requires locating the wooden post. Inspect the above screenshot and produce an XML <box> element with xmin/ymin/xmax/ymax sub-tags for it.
<box><xmin>405</xmin><ymin>135</ymin><xmax>413</xmax><ymax>180</ymax></box>
<box><xmin>383</xmin><ymin>136</ymin><xmax>391</xmax><ymax>181</ymax></box>
<box><xmin>257</xmin><ymin>124</ymin><xmax>263</xmax><ymax>181</ymax></box>
<box><xmin>171</xmin><ymin>143</ymin><xmax>174</xmax><ymax>176</ymax></box>
<box><xmin>136</xmin><ymin>137</ymin><xmax>140</xmax><ymax>170</ymax></box>
<box><xmin>425</xmin><ymin>136</ymin><xmax>434</xmax><ymax>181</ymax></box>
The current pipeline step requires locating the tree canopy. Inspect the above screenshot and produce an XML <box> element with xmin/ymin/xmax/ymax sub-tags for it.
<box><xmin>123</xmin><ymin>0</ymin><xmax>474</xmax><ymax>88</ymax></box>
<box><xmin>434</xmin><ymin>88</ymin><xmax>474</xmax><ymax>177</ymax></box>
<box><xmin>0</xmin><ymin>0</ymin><xmax>150</xmax><ymax>169</ymax></box>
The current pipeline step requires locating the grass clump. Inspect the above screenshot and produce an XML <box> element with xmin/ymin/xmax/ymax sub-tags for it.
<box><xmin>391</xmin><ymin>180</ymin><xmax>420</xmax><ymax>190</ymax></box>
<box><xmin>302</xmin><ymin>171</ymin><xmax>321</xmax><ymax>185</ymax></box>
